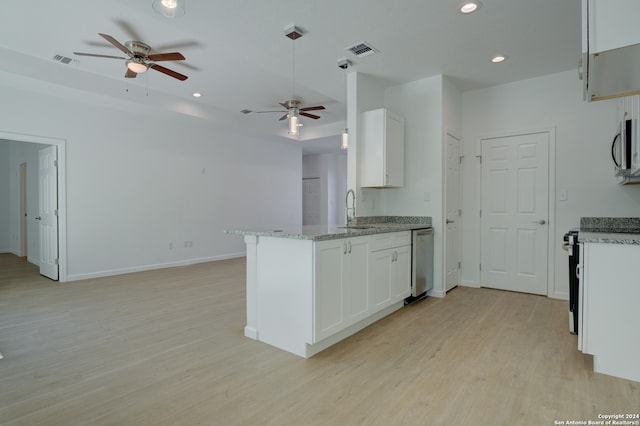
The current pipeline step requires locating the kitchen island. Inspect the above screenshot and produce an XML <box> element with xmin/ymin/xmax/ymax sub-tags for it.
<box><xmin>225</xmin><ymin>217</ymin><xmax>431</xmax><ymax>358</ymax></box>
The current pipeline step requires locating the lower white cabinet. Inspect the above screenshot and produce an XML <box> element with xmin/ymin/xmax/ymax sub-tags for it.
<box><xmin>244</xmin><ymin>231</ymin><xmax>412</xmax><ymax>358</ymax></box>
<box><xmin>581</xmin><ymin>242</ymin><xmax>640</xmax><ymax>382</ymax></box>
<box><xmin>369</xmin><ymin>233</ymin><xmax>411</xmax><ymax>311</ymax></box>
<box><xmin>314</xmin><ymin>236</ymin><xmax>369</xmax><ymax>342</ymax></box>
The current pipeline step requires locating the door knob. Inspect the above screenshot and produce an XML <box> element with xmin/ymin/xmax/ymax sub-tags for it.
<box><xmin>35</xmin><ymin>216</ymin><xmax>42</xmax><ymax>221</ymax></box>
<box><xmin>446</xmin><ymin>219</ymin><xmax>455</xmax><ymax>224</ymax></box>
<box><xmin>532</xmin><ymin>219</ymin><xmax>546</xmax><ymax>225</ymax></box>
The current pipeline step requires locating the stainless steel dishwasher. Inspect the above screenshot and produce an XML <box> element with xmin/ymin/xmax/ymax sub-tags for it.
<box><xmin>406</xmin><ymin>227</ymin><xmax>434</xmax><ymax>304</ymax></box>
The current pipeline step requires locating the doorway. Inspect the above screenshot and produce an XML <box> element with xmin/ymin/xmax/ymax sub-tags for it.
<box><xmin>20</xmin><ymin>162</ymin><xmax>27</xmax><ymax>258</ymax></box>
<box><xmin>0</xmin><ymin>132</ymin><xmax>66</xmax><ymax>282</ymax></box>
<box><xmin>444</xmin><ymin>131</ymin><xmax>462</xmax><ymax>292</ymax></box>
<box><xmin>479</xmin><ymin>129</ymin><xmax>555</xmax><ymax>295</ymax></box>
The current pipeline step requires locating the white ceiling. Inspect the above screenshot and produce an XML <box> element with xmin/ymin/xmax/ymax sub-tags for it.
<box><xmin>0</xmin><ymin>0</ymin><xmax>581</xmax><ymax>154</ymax></box>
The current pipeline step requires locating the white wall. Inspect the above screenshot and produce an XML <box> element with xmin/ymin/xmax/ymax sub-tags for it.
<box><xmin>0</xmin><ymin>82</ymin><xmax>303</xmax><ymax>281</ymax></box>
<box><xmin>348</xmin><ymin>73</ymin><xmax>462</xmax><ymax>297</ymax></box>
<box><xmin>302</xmin><ymin>151</ymin><xmax>348</xmax><ymax>225</ymax></box>
<box><xmin>461</xmin><ymin>70</ymin><xmax>640</xmax><ymax>299</ymax></box>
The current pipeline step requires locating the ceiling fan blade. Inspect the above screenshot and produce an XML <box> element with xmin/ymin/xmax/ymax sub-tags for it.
<box><xmin>300</xmin><ymin>105</ymin><xmax>325</xmax><ymax>112</ymax></box>
<box><xmin>125</xmin><ymin>69</ymin><xmax>137</xmax><ymax>78</ymax></box>
<box><xmin>279</xmin><ymin>102</ymin><xmax>289</xmax><ymax>109</ymax></box>
<box><xmin>73</xmin><ymin>52</ymin><xmax>127</xmax><ymax>60</ymax></box>
<box><xmin>99</xmin><ymin>33</ymin><xmax>132</xmax><ymax>56</ymax></box>
<box><xmin>253</xmin><ymin>110</ymin><xmax>287</xmax><ymax>114</ymax></box>
<box><xmin>148</xmin><ymin>52</ymin><xmax>185</xmax><ymax>62</ymax></box>
<box><xmin>115</xmin><ymin>19</ymin><xmax>145</xmax><ymax>43</ymax></box>
<box><xmin>278</xmin><ymin>114</ymin><xmax>288</xmax><ymax>121</ymax></box>
<box><xmin>300</xmin><ymin>112</ymin><xmax>321</xmax><ymax>120</ymax></box>
<box><xmin>149</xmin><ymin>64</ymin><xmax>188</xmax><ymax>81</ymax></box>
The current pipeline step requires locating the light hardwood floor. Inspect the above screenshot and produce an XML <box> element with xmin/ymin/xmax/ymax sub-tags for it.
<box><xmin>1</xmin><ymin>253</ymin><xmax>638</xmax><ymax>425</ymax></box>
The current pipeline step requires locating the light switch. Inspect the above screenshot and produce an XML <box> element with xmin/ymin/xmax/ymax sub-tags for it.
<box><xmin>559</xmin><ymin>190</ymin><xmax>568</xmax><ymax>201</ymax></box>
<box><xmin>424</xmin><ymin>192</ymin><xmax>431</xmax><ymax>202</ymax></box>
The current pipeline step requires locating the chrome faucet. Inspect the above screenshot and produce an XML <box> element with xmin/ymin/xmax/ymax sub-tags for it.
<box><xmin>345</xmin><ymin>189</ymin><xmax>356</xmax><ymax>223</ymax></box>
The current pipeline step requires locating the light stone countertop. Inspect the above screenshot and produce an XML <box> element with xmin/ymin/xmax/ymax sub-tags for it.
<box><xmin>578</xmin><ymin>217</ymin><xmax>640</xmax><ymax>245</ymax></box>
<box><xmin>224</xmin><ymin>216</ymin><xmax>432</xmax><ymax>241</ymax></box>
<box><xmin>578</xmin><ymin>231</ymin><xmax>640</xmax><ymax>245</ymax></box>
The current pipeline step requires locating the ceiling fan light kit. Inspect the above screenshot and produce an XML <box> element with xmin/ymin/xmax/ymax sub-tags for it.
<box><xmin>74</xmin><ymin>33</ymin><xmax>188</xmax><ymax>81</ymax></box>
<box><xmin>152</xmin><ymin>0</ymin><xmax>185</xmax><ymax>18</ymax></box>
<box><xmin>127</xmin><ymin>60</ymin><xmax>148</xmax><ymax>74</ymax></box>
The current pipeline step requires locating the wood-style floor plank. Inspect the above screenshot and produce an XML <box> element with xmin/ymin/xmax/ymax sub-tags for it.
<box><xmin>1</xmin><ymin>253</ymin><xmax>638</xmax><ymax>425</ymax></box>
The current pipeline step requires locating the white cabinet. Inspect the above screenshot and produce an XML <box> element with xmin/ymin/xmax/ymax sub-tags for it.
<box><xmin>580</xmin><ymin>242</ymin><xmax>640</xmax><ymax>382</ymax></box>
<box><xmin>369</xmin><ymin>232</ymin><xmax>411</xmax><ymax>311</ymax></box>
<box><xmin>360</xmin><ymin>108</ymin><xmax>404</xmax><ymax>187</ymax></box>
<box><xmin>244</xmin><ymin>231</ymin><xmax>412</xmax><ymax>358</ymax></box>
<box><xmin>582</xmin><ymin>0</ymin><xmax>640</xmax><ymax>101</ymax></box>
<box><xmin>582</xmin><ymin>0</ymin><xmax>640</xmax><ymax>54</ymax></box>
<box><xmin>314</xmin><ymin>237</ymin><xmax>369</xmax><ymax>342</ymax></box>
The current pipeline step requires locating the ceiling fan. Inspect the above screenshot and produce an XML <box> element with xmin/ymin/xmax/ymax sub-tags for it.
<box><xmin>248</xmin><ymin>99</ymin><xmax>325</xmax><ymax>120</ymax></box>
<box><xmin>244</xmin><ymin>25</ymin><xmax>326</xmax><ymax>135</ymax></box>
<box><xmin>74</xmin><ymin>33</ymin><xmax>188</xmax><ymax>81</ymax></box>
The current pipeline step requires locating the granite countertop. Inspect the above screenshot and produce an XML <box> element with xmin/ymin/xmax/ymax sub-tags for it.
<box><xmin>224</xmin><ymin>216</ymin><xmax>432</xmax><ymax>241</ymax></box>
<box><xmin>578</xmin><ymin>217</ymin><xmax>640</xmax><ymax>245</ymax></box>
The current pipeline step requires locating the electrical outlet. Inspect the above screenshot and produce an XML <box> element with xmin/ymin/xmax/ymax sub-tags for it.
<box><xmin>169</xmin><ymin>242</ymin><xmax>174</xmax><ymax>250</ymax></box>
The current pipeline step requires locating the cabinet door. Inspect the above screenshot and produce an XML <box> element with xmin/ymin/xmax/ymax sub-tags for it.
<box><xmin>370</xmin><ymin>249</ymin><xmax>393</xmax><ymax>311</ymax></box>
<box><xmin>314</xmin><ymin>240</ymin><xmax>347</xmax><ymax>342</ymax></box>
<box><xmin>345</xmin><ymin>238</ymin><xmax>370</xmax><ymax>324</ymax></box>
<box><xmin>360</xmin><ymin>108</ymin><xmax>404</xmax><ymax>188</ymax></box>
<box><xmin>391</xmin><ymin>245</ymin><xmax>411</xmax><ymax>300</ymax></box>
<box><xmin>384</xmin><ymin>112</ymin><xmax>404</xmax><ymax>187</ymax></box>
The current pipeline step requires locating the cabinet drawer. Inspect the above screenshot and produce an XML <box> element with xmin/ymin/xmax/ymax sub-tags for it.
<box><xmin>369</xmin><ymin>231</ymin><xmax>411</xmax><ymax>252</ymax></box>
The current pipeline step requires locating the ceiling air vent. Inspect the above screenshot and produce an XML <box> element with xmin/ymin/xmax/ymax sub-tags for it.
<box><xmin>53</xmin><ymin>54</ymin><xmax>74</xmax><ymax>64</ymax></box>
<box><xmin>345</xmin><ymin>41</ymin><xmax>378</xmax><ymax>58</ymax></box>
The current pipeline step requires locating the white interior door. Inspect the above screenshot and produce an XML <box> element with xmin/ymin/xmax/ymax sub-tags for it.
<box><xmin>302</xmin><ymin>177</ymin><xmax>321</xmax><ymax>225</ymax></box>
<box><xmin>445</xmin><ymin>132</ymin><xmax>461</xmax><ymax>292</ymax></box>
<box><xmin>480</xmin><ymin>132</ymin><xmax>549</xmax><ymax>295</ymax></box>
<box><xmin>38</xmin><ymin>146</ymin><xmax>59</xmax><ymax>280</ymax></box>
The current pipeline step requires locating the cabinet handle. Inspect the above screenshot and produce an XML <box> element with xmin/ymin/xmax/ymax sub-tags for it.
<box><xmin>348</xmin><ymin>241</ymin><xmax>352</xmax><ymax>254</ymax></box>
<box><xmin>343</xmin><ymin>242</ymin><xmax>347</xmax><ymax>254</ymax></box>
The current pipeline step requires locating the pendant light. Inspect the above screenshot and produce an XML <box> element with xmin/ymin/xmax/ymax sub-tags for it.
<box><xmin>338</xmin><ymin>59</ymin><xmax>351</xmax><ymax>150</ymax></box>
<box><xmin>285</xmin><ymin>25</ymin><xmax>303</xmax><ymax>136</ymax></box>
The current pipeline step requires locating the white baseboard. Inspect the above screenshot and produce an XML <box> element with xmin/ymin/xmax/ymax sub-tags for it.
<box><xmin>461</xmin><ymin>279</ymin><xmax>480</xmax><ymax>288</ymax></box>
<box><xmin>0</xmin><ymin>249</ymin><xmax>21</xmax><ymax>256</ymax></box>
<box><xmin>65</xmin><ymin>252</ymin><xmax>246</xmax><ymax>282</ymax></box>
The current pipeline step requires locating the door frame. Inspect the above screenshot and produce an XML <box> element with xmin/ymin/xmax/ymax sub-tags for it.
<box><xmin>444</xmin><ymin>129</ymin><xmax>462</xmax><ymax>292</ymax></box>
<box><xmin>20</xmin><ymin>162</ymin><xmax>27</xmax><ymax>257</ymax></box>
<box><xmin>476</xmin><ymin>127</ymin><xmax>556</xmax><ymax>296</ymax></box>
<box><xmin>0</xmin><ymin>131</ymin><xmax>67</xmax><ymax>282</ymax></box>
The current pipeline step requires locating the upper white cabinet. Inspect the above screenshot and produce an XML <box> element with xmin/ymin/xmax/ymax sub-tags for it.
<box><xmin>582</xmin><ymin>0</ymin><xmax>640</xmax><ymax>100</ymax></box>
<box><xmin>583</xmin><ymin>0</ymin><xmax>640</xmax><ymax>54</ymax></box>
<box><xmin>360</xmin><ymin>108</ymin><xmax>404</xmax><ymax>188</ymax></box>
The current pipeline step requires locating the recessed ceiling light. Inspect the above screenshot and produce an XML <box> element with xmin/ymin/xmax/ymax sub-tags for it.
<box><xmin>192</xmin><ymin>92</ymin><xmax>202</xmax><ymax>98</ymax></box>
<box><xmin>491</xmin><ymin>55</ymin><xmax>507</xmax><ymax>63</ymax></box>
<box><xmin>459</xmin><ymin>1</ymin><xmax>481</xmax><ymax>14</ymax></box>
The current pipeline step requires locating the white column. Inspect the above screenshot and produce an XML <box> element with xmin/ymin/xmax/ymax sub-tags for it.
<box><xmin>243</xmin><ymin>235</ymin><xmax>259</xmax><ymax>339</ymax></box>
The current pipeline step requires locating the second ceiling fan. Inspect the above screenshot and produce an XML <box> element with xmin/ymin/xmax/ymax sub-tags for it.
<box><xmin>250</xmin><ymin>25</ymin><xmax>325</xmax><ymax>135</ymax></box>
